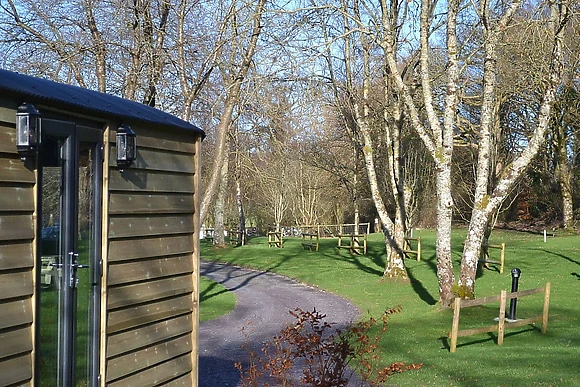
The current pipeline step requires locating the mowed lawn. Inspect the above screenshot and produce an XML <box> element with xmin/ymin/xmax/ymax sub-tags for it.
<box><xmin>200</xmin><ymin>229</ymin><xmax>580</xmax><ymax>386</ymax></box>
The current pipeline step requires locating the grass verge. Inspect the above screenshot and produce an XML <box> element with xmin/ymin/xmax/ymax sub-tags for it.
<box><xmin>200</xmin><ymin>229</ymin><xmax>580</xmax><ymax>386</ymax></box>
<box><xmin>199</xmin><ymin>275</ymin><xmax>236</xmax><ymax>322</ymax></box>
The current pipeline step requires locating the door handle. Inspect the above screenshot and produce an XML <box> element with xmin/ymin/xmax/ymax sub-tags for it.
<box><xmin>68</xmin><ymin>252</ymin><xmax>89</xmax><ymax>288</ymax></box>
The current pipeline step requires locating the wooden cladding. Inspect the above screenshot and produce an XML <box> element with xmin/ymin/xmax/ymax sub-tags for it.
<box><xmin>0</xmin><ymin>120</ymin><xmax>35</xmax><ymax>386</ymax></box>
<box><xmin>105</xmin><ymin>124</ymin><xmax>200</xmax><ymax>386</ymax></box>
<box><xmin>108</xmin><ymin>169</ymin><xmax>195</xmax><ymax>193</ymax></box>
<box><xmin>108</xmin><ymin>215</ymin><xmax>194</xmax><ymax>239</ymax></box>
<box><xmin>109</xmin><ymin>193</ymin><xmax>195</xmax><ymax>214</ymax></box>
<box><xmin>108</xmin><ymin>235</ymin><xmax>194</xmax><ymax>262</ymax></box>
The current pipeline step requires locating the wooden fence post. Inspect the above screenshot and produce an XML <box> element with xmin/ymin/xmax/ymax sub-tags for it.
<box><xmin>500</xmin><ymin>243</ymin><xmax>505</xmax><ymax>274</ymax></box>
<box><xmin>498</xmin><ymin>290</ymin><xmax>506</xmax><ymax>345</ymax></box>
<box><xmin>417</xmin><ymin>238</ymin><xmax>422</xmax><ymax>262</ymax></box>
<box><xmin>450</xmin><ymin>297</ymin><xmax>461</xmax><ymax>353</ymax></box>
<box><xmin>542</xmin><ymin>282</ymin><xmax>551</xmax><ymax>334</ymax></box>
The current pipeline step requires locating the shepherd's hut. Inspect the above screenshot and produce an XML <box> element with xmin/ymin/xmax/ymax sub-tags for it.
<box><xmin>0</xmin><ymin>68</ymin><xmax>205</xmax><ymax>386</ymax></box>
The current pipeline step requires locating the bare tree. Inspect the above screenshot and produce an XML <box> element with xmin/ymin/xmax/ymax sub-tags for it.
<box><xmin>198</xmin><ymin>0</ymin><xmax>267</xmax><ymax>225</ymax></box>
<box><xmin>458</xmin><ymin>0</ymin><xmax>570</xmax><ymax>296</ymax></box>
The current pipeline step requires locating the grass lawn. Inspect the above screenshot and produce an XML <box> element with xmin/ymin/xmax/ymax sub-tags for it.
<box><xmin>200</xmin><ymin>229</ymin><xmax>580</xmax><ymax>386</ymax></box>
<box><xmin>199</xmin><ymin>275</ymin><xmax>236</xmax><ymax>322</ymax></box>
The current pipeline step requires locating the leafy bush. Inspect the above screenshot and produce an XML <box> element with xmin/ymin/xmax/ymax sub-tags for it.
<box><xmin>236</xmin><ymin>306</ymin><xmax>422</xmax><ymax>386</ymax></box>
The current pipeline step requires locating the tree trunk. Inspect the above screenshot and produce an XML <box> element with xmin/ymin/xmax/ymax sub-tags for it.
<box><xmin>199</xmin><ymin>0</ymin><xmax>266</xmax><ymax>225</ymax></box>
<box><xmin>434</xmin><ymin>166</ymin><xmax>455</xmax><ymax>305</ymax></box>
<box><xmin>235</xmin><ymin>177</ymin><xmax>246</xmax><ymax>245</ymax></box>
<box><xmin>214</xmin><ymin>153</ymin><xmax>229</xmax><ymax>247</ymax></box>
<box><xmin>233</xmin><ymin>127</ymin><xmax>247</xmax><ymax>245</ymax></box>
<box><xmin>459</xmin><ymin>0</ymin><xmax>569</xmax><ymax>295</ymax></box>
<box><xmin>555</xmin><ymin>122</ymin><xmax>575</xmax><ymax>231</ymax></box>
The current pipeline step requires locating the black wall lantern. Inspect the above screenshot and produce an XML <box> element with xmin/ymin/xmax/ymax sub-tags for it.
<box><xmin>116</xmin><ymin>124</ymin><xmax>137</xmax><ymax>169</ymax></box>
<box><xmin>16</xmin><ymin>102</ymin><xmax>41</xmax><ymax>160</ymax></box>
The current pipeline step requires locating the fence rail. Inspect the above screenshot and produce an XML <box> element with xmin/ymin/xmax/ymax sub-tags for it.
<box><xmin>448</xmin><ymin>282</ymin><xmax>551</xmax><ymax>353</ymax></box>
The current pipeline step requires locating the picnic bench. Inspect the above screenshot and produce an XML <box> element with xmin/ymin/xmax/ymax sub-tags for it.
<box><xmin>204</xmin><ymin>228</ymin><xmax>215</xmax><ymax>244</ymax></box>
<box><xmin>229</xmin><ymin>229</ymin><xmax>243</xmax><ymax>246</ymax></box>
<box><xmin>301</xmin><ymin>232</ymin><xmax>319</xmax><ymax>251</ymax></box>
<box><xmin>41</xmin><ymin>255</ymin><xmax>59</xmax><ymax>288</ymax></box>
<box><xmin>337</xmin><ymin>233</ymin><xmax>367</xmax><ymax>255</ymax></box>
<box><xmin>403</xmin><ymin>237</ymin><xmax>421</xmax><ymax>261</ymax></box>
<box><xmin>479</xmin><ymin>242</ymin><xmax>505</xmax><ymax>274</ymax></box>
<box><xmin>268</xmin><ymin>231</ymin><xmax>284</xmax><ymax>248</ymax></box>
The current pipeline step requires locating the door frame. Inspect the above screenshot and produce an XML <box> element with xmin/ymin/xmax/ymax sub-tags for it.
<box><xmin>35</xmin><ymin>118</ymin><xmax>103</xmax><ymax>387</ymax></box>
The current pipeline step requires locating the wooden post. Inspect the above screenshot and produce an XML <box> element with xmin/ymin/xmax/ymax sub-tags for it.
<box><xmin>500</xmin><ymin>243</ymin><xmax>505</xmax><ymax>274</ymax></box>
<box><xmin>498</xmin><ymin>290</ymin><xmax>506</xmax><ymax>345</ymax></box>
<box><xmin>363</xmin><ymin>233</ymin><xmax>367</xmax><ymax>254</ymax></box>
<box><xmin>542</xmin><ymin>282</ymin><xmax>551</xmax><ymax>334</ymax></box>
<box><xmin>417</xmin><ymin>237</ymin><xmax>422</xmax><ymax>262</ymax></box>
<box><xmin>450</xmin><ymin>297</ymin><xmax>461</xmax><ymax>353</ymax></box>
<box><xmin>315</xmin><ymin>232</ymin><xmax>319</xmax><ymax>252</ymax></box>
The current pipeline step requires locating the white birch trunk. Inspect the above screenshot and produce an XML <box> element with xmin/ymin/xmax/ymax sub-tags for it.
<box><xmin>459</xmin><ymin>0</ymin><xmax>568</xmax><ymax>294</ymax></box>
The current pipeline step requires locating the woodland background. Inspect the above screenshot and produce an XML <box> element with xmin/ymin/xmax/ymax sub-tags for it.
<box><xmin>1</xmin><ymin>0</ymin><xmax>578</xmax><ymax>303</ymax></box>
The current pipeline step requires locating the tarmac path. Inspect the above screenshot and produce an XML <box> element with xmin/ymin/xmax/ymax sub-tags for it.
<box><xmin>198</xmin><ymin>260</ymin><xmax>361</xmax><ymax>386</ymax></box>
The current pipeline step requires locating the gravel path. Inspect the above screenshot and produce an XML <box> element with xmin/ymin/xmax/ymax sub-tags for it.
<box><xmin>199</xmin><ymin>260</ymin><xmax>361</xmax><ymax>386</ymax></box>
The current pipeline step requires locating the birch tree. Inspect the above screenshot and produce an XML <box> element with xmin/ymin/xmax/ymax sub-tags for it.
<box><xmin>458</xmin><ymin>0</ymin><xmax>570</xmax><ymax>296</ymax></box>
<box><xmin>378</xmin><ymin>0</ymin><xmax>459</xmax><ymax>301</ymax></box>
<box><xmin>307</xmin><ymin>0</ymin><xmax>412</xmax><ymax>278</ymax></box>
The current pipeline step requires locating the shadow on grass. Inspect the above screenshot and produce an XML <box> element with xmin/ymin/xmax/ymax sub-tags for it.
<box><xmin>439</xmin><ymin>326</ymin><xmax>540</xmax><ymax>351</ymax></box>
<box><xmin>200</xmin><ymin>278</ymin><xmax>228</xmax><ymax>302</ymax></box>
<box><xmin>339</xmin><ymin>251</ymin><xmax>384</xmax><ymax>277</ymax></box>
<box><xmin>407</xmin><ymin>266</ymin><xmax>437</xmax><ymax>306</ymax></box>
<box><xmin>538</xmin><ymin>249</ymin><xmax>580</xmax><ymax>266</ymax></box>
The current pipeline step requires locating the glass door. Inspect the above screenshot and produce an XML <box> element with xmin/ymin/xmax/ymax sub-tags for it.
<box><xmin>38</xmin><ymin>120</ymin><xmax>102</xmax><ymax>387</ymax></box>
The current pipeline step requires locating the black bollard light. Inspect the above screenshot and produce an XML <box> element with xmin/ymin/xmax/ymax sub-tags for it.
<box><xmin>508</xmin><ymin>268</ymin><xmax>522</xmax><ymax>321</ymax></box>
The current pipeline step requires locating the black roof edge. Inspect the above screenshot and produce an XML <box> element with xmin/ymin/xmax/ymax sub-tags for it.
<box><xmin>0</xmin><ymin>68</ymin><xmax>204</xmax><ymax>138</ymax></box>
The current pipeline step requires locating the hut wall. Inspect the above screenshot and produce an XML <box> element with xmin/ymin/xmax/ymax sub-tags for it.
<box><xmin>104</xmin><ymin>125</ymin><xmax>201</xmax><ymax>386</ymax></box>
<box><xmin>0</xmin><ymin>103</ymin><xmax>35</xmax><ymax>386</ymax></box>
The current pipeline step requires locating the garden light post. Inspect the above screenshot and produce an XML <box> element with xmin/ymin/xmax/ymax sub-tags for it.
<box><xmin>508</xmin><ymin>268</ymin><xmax>522</xmax><ymax>321</ymax></box>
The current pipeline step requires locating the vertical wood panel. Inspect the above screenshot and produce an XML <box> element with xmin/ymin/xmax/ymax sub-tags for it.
<box><xmin>190</xmin><ymin>138</ymin><xmax>202</xmax><ymax>386</ymax></box>
<box><xmin>100</xmin><ymin>125</ymin><xmax>111</xmax><ymax>384</ymax></box>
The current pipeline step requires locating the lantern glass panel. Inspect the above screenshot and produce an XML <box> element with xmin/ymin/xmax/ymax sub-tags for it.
<box><xmin>17</xmin><ymin>115</ymin><xmax>30</xmax><ymax>147</ymax></box>
<box><xmin>117</xmin><ymin>134</ymin><xmax>127</xmax><ymax>161</ymax></box>
<box><xmin>126</xmin><ymin>135</ymin><xmax>136</xmax><ymax>160</ymax></box>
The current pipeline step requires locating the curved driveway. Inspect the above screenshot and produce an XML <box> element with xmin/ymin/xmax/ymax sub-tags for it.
<box><xmin>199</xmin><ymin>260</ymin><xmax>361</xmax><ymax>386</ymax></box>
